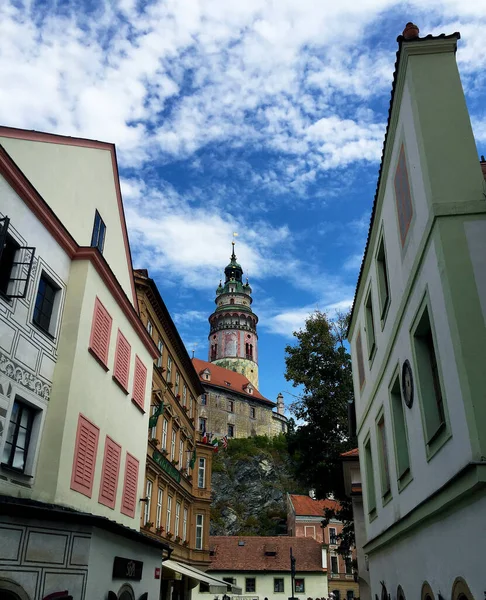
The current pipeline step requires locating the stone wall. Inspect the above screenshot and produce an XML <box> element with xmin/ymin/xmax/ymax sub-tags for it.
<box><xmin>212</xmin><ymin>356</ymin><xmax>259</xmax><ymax>389</ymax></box>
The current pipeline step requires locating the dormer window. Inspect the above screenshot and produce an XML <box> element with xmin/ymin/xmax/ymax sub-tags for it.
<box><xmin>202</xmin><ymin>368</ymin><xmax>211</xmax><ymax>381</ymax></box>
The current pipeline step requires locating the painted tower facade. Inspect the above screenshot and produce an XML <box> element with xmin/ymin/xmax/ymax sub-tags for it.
<box><xmin>208</xmin><ymin>243</ymin><xmax>259</xmax><ymax>388</ymax></box>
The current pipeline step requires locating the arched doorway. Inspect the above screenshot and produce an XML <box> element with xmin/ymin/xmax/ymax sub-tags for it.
<box><xmin>452</xmin><ymin>577</ymin><xmax>475</xmax><ymax>600</ymax></box>
<box><xmin>118</xmin><ymin>583</ymin><xmax>135</xmax><ymax>600</ymax></box>
<box><xmin>421</xmin><ymin>582</ymin><xmax>435</xmax><ymax>600</ymax></box>
<box><xmin>397</xmin><ymin>585</ymin><xmax>406</xmax><ymax>600</ymax></box>
<box><xmin>0</xmin><ymin>579</ymin><xmax>30</xmax><ymax>600</ymax></box>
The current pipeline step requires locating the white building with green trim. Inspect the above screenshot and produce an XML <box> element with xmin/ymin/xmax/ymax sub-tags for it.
<box><xmin>347</xmin><ymin>23</ymin><xmax>486</xmax><ymax>600</ymax></box>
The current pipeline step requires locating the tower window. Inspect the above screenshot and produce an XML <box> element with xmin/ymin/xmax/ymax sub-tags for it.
<box><xmin>230</xmin><ymin>298</ymin><xmax>235</xmax><ymax>304</ymax></box>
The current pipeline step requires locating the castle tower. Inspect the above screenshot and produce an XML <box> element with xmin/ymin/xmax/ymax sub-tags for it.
<box><xmin>208</xmin><ymin>242</ymin><xmax>259</xmax><ymax>388</ymax></box>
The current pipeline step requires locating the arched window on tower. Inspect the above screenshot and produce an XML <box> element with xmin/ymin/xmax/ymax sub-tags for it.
<box><xmin>230</xmin><ymin>298</ymin><xmax>235</xmax><ymax>305</ymax></box>
<box><xmin>211</xmin><ymin>344</ymin><xmax>217</xmax><ymax>360</ymax></box>
<box><xmin>245</xmin><ymin>343</ymin><xmax>250</xmax><ymax>359</ymax></box>
<box><xmin>249</xmin><ymin>344</ymin><xmax>253</xmax><ymax>360</ymax></box>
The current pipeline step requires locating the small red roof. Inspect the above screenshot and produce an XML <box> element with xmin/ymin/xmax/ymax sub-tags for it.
<box><xmin>341</xmin><ymin>448</ymin><xmax>359</xmax><ymax>457</ymax></box>
<box><xmin>192</xmin><ymin>358</ymin><xmax>275</xmax><ymax>406</ymax></box>
<box><xmin>208</xmin><ymin>536</ymin><xmax>326</xmax><ymax>572</ymax></box>
<box><xmin>289</xmin><ymin>494</ymin><xmax>340</xmax><ymax>516</ymax></box>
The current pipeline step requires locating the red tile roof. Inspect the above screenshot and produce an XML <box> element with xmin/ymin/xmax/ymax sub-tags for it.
<box><xmin>341</xmin><ymin>448</ymin><xmax>359</xmax><ymax>457</ymax></box>
<box><xmin>192</xmin><ymin>358</ymin><xmax>275</xmax><ymax>406</ymax></box>
<box><xmin>288</xmin><ymin>494</ymin><xmax>340</xmax><ymax>516</ymax></box>
<box><xmin>208</xmin><ymin>536</ymin><xmax>326</xmax><ymax>572</ymax></box>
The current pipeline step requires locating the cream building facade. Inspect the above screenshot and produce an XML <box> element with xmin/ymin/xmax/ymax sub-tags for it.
<box><xmin>347</xmin><ymin>24</ymin><xmax>486</xmax><ymax>600</ymax></box>
<box><xmin>0</xmin><ymin>128</ymin><xmax>169</xmax><ymax>600</ymax></box>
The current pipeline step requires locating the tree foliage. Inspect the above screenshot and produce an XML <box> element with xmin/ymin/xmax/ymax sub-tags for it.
<box><xmin>285</xmin><ymin>310</ymin><xmax>356</xmax><ymax>552</ymax></box>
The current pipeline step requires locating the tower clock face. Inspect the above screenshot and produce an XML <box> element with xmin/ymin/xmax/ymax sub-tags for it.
<box><xmin>401</xmin><ymin>360</ymin><xmax>414</xmax><ymax>408</ymax></box>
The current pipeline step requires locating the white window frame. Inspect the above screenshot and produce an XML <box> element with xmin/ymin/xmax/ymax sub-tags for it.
<box><xmin>179</xmin><ymin>440</ymin><xmax>184</xmax><ymax>469</ymax></box>
<box><xmin>157</xmin><ymin>339</ymin><xmax>163</xmax><ymax>368</ymax></box>
<box><xmin>175</xmin><ymin>502</ymin><xmax>181</xmax><ymax>536</ymax></box>
<box><xmin>171</xmin><ymin>430</ymin><xmax>176</xmax><ymax>461</ymax></box>
<box><xmin>175</xmin><ymin>371</ymin><xmax>180</xmax><ymax>396</ymax></box>
<box><xmin>147</xmin><ymin>320</ymin><xmax>153</xmax><ymax>336</ymax></box>
<box><xmin>329</xmin><ymin>527</ymin><xmax>337</xmax><ymax>544</ymax></box>
<box><xmin>144</xmin><ymin>480</ymin><xmax>152</xmax><ymax>524</ymax></box>
<box><xmin>156</xmin><ymin>488</ymin><xmax>163</xmax><ymax>529</ymax></box>
<box><xmin>198</xmin><ymin>457</ymin><xmax>206</xmax><ymax>488</ymax></box>
<box><xmin>304</xmin><ymin>525</ymin><xmax>316</xmax><ymax>538</ymax></box>
<box><xmin>150</xmin><ymin>405</ymin><xmax>157</xmax><ymax>439</ymax></box>
<box><xmin>166</xmin><ymin>496</ymin><xmax>172</xmax><ymax>533</ymax></box>
<box><xmin>183</xmin><ymin>506</ymin><xmax>188</xmax><ymax>541</ymax></box>
<box><xmin>162</xmin><ymin>419</ymin><xmax>168</xmax><ymax>450</ymax></box>
<box><xmin>167</xmin><ymin>355</ymin><xmax>172</xmax><ymax>382</ymax></box>
<box><xmin>183</xmin><ymin>384</ymin><xmax>187</xmax><ymax>405</ymax></box>
<box><xmin>190</xmin><ymin>396</ymin><xmax>193</xmax><ymax>417</ymax></box>
<box><xmin>195</xmin><ymin>513</ymin><xmax>204</xmax><ymax>549</ymax></box>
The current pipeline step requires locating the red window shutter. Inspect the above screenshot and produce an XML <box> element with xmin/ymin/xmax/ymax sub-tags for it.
<box><xmin>71</xmin><ymin>414</ymin><xmax>100</xmax><ymax>498</ymax></box>
<box><xmin>121</xmin><ymin>452</ymin><xmax>139</xmax><ymax>518</ymax></box>
<box><xmin>98</xmin><ymin>436</ymin><xmax>122</xmax><ymax>509</ymax></box>
<box><xmin>132</xmin><ymin>356</ymin><xmax>147</xmax><ymax>410</ymax></box>
<box><xmin>113</xmin><ymin>330</ymin><xmax>131</xmax><ymax>390</ymax></box>
<box><xmin>89</xmin><ymin>297</ymin><xmax>113</xmax><ymax>366</ymax></box>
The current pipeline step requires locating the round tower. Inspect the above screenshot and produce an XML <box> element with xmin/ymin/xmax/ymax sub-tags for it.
<box><xmin>208</xmin><ymin>242</ymin><xmax>259</xmax><ymax>388</ymax></box>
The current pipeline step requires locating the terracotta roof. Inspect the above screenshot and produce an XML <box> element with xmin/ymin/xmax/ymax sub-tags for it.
<box><xmin>192</xmin><ymin>358</ymin><xmax>275</xmax><ymax>406</ymax></box>
<box><xmin>341</xmin><ymin>448</ymin><xmax>359</xmax><ymax>458</ymax></box>
<box><xmin>208</xmin><ymin>536</ymin><xmax>326</xmax><ymax>572</ymax></box>
<box><xmin>347</xmin><ymin>25</ymin><xmax>461</xmax><ymax>337</ymax></box>
<box><xmin>289</xmin><ymin>494</ymin><xmax>340</xmax><ymax>516</ymax></box>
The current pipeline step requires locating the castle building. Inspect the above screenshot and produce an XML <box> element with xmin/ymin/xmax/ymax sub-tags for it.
<box><xmin>192</xmin><ymin>245</ymin><xmax>287</xmax><ymax>440</ymax></box>
<box><xmin>347</xmin><ymin>23</ymin><xmax>486</xmax><ymax>600</ymax></box>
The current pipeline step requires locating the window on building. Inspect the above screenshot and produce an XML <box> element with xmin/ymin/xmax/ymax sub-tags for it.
<box><xmin>390</xmin><ymin>373</ymin><xmax>410</xmax><ymax>480</ymax></box>
<box><xmin>199</xmin><ymin>417</ymin><xmax>207</xmax><ymax>434</ymax></box>
<box><xmin>250</xmin><ymin>406</ymin><xmax>255</xmax><ymax>419</ymax></box>
<box><xmin>1</xmin><ymin>399</ymin><xmax>35</xmax><ymax>473</ymax></box>
<box><xmin>33</xmin><ymin>272</ymin><xmax>60</xmax><ymax>335</ymax></box>
<box><xmin>90</xmin><ymin>210</ymin><xmax>106</xmax><ymax>253</ymax></box>
<box><xmin>345</xmin><ymin>556</ymin><xmax>353</xmax><ymax>575</ymax></box>
<box><xmin>198</xmin><ymin>457</ymin><xmax>206</xmax><ymax>488</ymax></box>
<box><xmin>364</xmin><ymin>437</ymin><xmax>376</xmax><ymax>516</ymax></box>
<box><xmin>171</xmin><ymin>430</ymin><xmax>176</xmax><ymax>461</ymax></box>
<box><xmin>331</xmin><ymin>555</ymin><xmax>339</xmax><ymax>574</ymax></box>
<box><xmin>199</xmin><ymin>582</ymin><xmax>210</xmax><ymax>593</ymax></box>
<box><xmin>274</xmin><ymin>578</ymin><xmax>284</xmax><ymax>593</ymax></box>
<box><xmin>167</xmin><ymin>355</ymin><xmax>172</xmax><ymax>382</ymax></box>
<box><xmin>356</xmin><ymin>330</ymin><xmax>365</xmax><ymax>390</ymax></box>
<box><xmin>295</xmin><ymin>579</ymin><xmax>305</xmax><ymax>594</ymax></box>
<box><xmin>347</xmin><ymin>591</ymin><xmax>354</xmax><ymax>600</ymax></box>
<box><xmin>228</xmin><ymin>424</ymin><xmax>235</xmax><ymax>438</ymax></box>
<box><xmin>245</xmin><ymin>578</ymin><xmax>256</xmax><ymax>593</ymax></box>
<box><xmin>413</xmin><ymin>305</ymin><xmax>446</xmax><ymax>445</ymax></box>
<box><xmin>228</xmin><ymin>400</ymin><xmax>234</xmax><ymax>412</ymax></box>
<box><xmin>150</xmin><ymin>405</ymin><xmax>157</xmax><ymax>440</ymax></box>
<box><xmin>201</xmin><ymin>394</ymin><xmax>207</xmax><ymax>406</ymax></box>
<box><xmin>156</xmin><ymin>339</ymin><xmax>164</xmax><ymax>368</ymax></box>
<box><xmin>377</xmin><ymin>414</ymin><xmax>391</xmax><ymax>497</ymax></box>
<box><xmin>179</xmin><ymin>440</ymin><xmax>184</xmax><ymax>469</ymax></box>
<box><xmin>365</xmin><ymin>289</ymin><xmax>376</xmax><ymax>360</ymax></box>
<box><xmin>196</xmin><ymin>514</ymin><xmax>204</xmax><ymax>549</ymax></box>
<box><xmin>182</xmin><ymin>385</ymin><xmax>187</xmax><ymax>405</ymax></box>
<box><xmin>175</xmin><ymin>502</ymin><xmax>181</xmax><ymax>536</ymax></box>
<box><xmin>156</xmin><ymin>488</ymin><xmax>163</xmax><ymax>529</ymax></box>
<box><xmin>146</xmin><ymin>320</ymin><xmax>153</xmax><ymax>336</ymax></box>
<box><xmin>166</xmin><ymin>496</ymin><xmax>172</xmax><ymax>533</ymax></box>
<box><xmin>175</xmin><ymin>371</ymin><xmax>180</xmax><ymax>396</ymax></box>
<box><xmin>190</xmin><ymin>396</ymin><xmax>194</xmax><ymax>417</ymax></box>
<box><xmin>98</xmin><ymin>435</ymin><xmax>121</xmax><ymax>509</ymax></box>
<box><xmin>183</xmin><ymin>506</ymin><xmax>188</xmax><ymax>541</ymax></box>
<box><xmin>211</xmin><ymin>344</ymin><xmax>217</xmax><ymax>360</ymax></box>
<box><xmin>394</xmin><ymin>145</ymin><xmax>413</xmax><ymax>246</ymax></box>
<box><xmin>162</xmin><ymin>419</ymin><xmax>168</xmax><ymax>450</ymax></box>
<box><xmin>114</xmin><ymin>330</ymin><xmax>131</xmax><ymax>392</ymax></box>
<box><xmin>376</xmin><ymin>233</ymin><xmax>390</xmax><ymax>320</ymax></box>
<box><xmin>144</xmin><ymin>480</ymin><xmax>152</xmax><ymax>525</ymax></box>
<box><xmin>329</xmin><ymin>527</ymin><xmax>337</xmax><ymax>545</ymax></box>
<box><xmin>120</xmin><ymin>452</ymin><xmax>139</xmax><ymax>518</ymax></box>
<box><xmin>0</xmin><ymin>220</ymin><xmax>34</xmax><ymax>300</ymax></box>
<box><xmin>333</xmin><ymin>590</ymin><xmax>341</xmax><ymax>600</ymax></box>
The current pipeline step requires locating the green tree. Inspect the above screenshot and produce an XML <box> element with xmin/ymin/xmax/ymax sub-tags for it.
<box><xmin>285</xmin><ymin>309</ymin><xmax>356</xmax><ymax>552</ymax></box>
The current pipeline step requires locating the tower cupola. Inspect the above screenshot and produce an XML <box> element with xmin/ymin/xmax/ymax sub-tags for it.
<box><xmin>207</xmin><ymin>242</ymin><xmax>259</xmax><ymax>388</ymax></box>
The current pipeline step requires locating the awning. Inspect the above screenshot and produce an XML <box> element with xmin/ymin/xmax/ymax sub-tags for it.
<box><xmin>162</xmin><ymin>559</ymin><xmax>239</xmax><ymax>593</ymax></box>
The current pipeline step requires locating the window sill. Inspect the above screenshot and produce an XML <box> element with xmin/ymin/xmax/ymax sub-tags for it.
<box><xmin>368</xmin><ymin>508</ymin><xmax>377</xmax><ymax>522</ymax></box>
<box><xmin>88</xmin><ymin>347</ymin><xmax>109</xmax><ymax>372</ymax></box>
<box><xmin>397</xmin><ymin>468</ymin><xmax>413</xmax><ymax>493</ymax></box>
<box><xmin>1</xmin><ymin>463</ymin><xmax>33</xmax><ymax>478</ymax></box>
<box><xmin>426</xmin><ymin>423</ymin><xmax>452</xmax><ymax>462</ymax></box>
<box><xmin>112</xmin><ymin>375</ymin><xmax>129</xmax><ymax>395</ymax></box>
<box><xmin>131</xmin><ymin>398</ymin><xmax>146</xmax><ymax>414</ymax></box>
<box><xmin>382</xmin><ymin>489</ymin><xmax>392</xmax><ymax>507</ymax></box>
<box><xmin>32</xmin><ymin>320</ymin><xmax>55</xmax><ymax>341</ymax></box>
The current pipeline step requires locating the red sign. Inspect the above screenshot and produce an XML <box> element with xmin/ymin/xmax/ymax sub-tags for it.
<box><xmin>155</xmin><ymin>567</ymin><xmax>161</xmax><ymax>579</ymax></box>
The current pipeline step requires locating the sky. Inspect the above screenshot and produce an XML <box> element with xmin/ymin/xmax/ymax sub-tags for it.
<box><xmin>1</xmin><ymin>1</ymin><xmax>486</xmax><ymax>412</ymax></box>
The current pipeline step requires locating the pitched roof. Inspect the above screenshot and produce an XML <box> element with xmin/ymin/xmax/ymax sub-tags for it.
<box><xmin>347</xmin><ymin>27</ymin><xmax>461</xmax><ymax>337</ymax></box>
<box><xmin>288</xmin><ymin>494</ymin><xmax>340</xmax><ymax>516</ymax></box>
<box><xmin>192</xmin><ymin>358</ymin><xmax>275</xmax><ymax>406</ymax></box>
<box><xmin>208</xmin><ymin>536</ymin><xmax>326</xmax><ymax>572</ymax></box>
<box><xmin>341</xmin><ymin>448</ymin><xmax>359</xmax><ymax>458</ymax></box>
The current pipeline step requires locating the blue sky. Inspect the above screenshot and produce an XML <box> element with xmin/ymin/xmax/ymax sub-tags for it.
<box><xmin>1</xmin><ymin>1</ymin><xmax>486</xmax><ymax>412</ymax></box>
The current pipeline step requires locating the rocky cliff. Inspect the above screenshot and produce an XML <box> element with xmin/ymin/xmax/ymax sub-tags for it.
<box><xmin>210</xmin><ymin>435</ymin><xmax>306</xmax><ymax>536</ymax></box>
